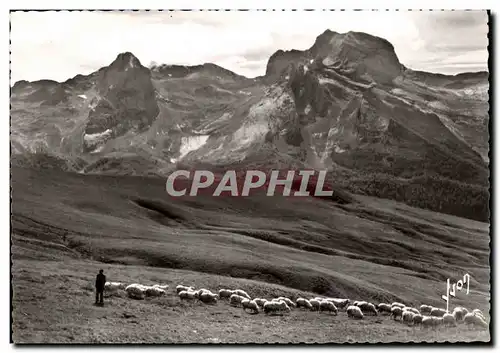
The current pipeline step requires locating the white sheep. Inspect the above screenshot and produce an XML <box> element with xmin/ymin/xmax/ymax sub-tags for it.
<box><xmin>402</xmin><ymin>310</ymin><xmax>416</xmax><ymax>325</ymax></box>
<box><xmin>413</xmin><ymin>314</ymin><xmax>423</xmax><ymax>325</ymax></box>
<box><xmin>242</xmin><ymin>299</ymin><xmax>260</xmax><ymax>314</ymax></box>
<box><xmin>346</xmin><ymin>305</ymin><xmax>364</xmax><ymax>319</ymax></box>
<box><xmin>419</xmin><ymin>304</ymin><xmax>433</xmax><ymax>315</ymax></box>
<box><xmin>296</xmin><ymin>298</ymin><xmax>313</xmax><ymax>310</ymax></box>
<box><xmin>176</xmin><ymin>285</ymin><xmax>195</xmax><ymax>294</ymax></box>
<box><xmin>430</xmin><ymin>307</ymin><xmax>447</xmax><ymax>317</ymax></box>
<box><xmin>391</xmin><ymin>306</ymin><xmax>403</xmax><ymax>321</ymax></box>
<box><xmin>104</xmin><ymin>282</ymin><xmax>126</xmax><ymax>293</ymax></box>
<box><xmin>309</xmin><ymin>299</ymin><xmax>321</xmax><ymax>311</ymax></box>
<box><xmin>421</xmin><ymin>316</ymin><xmax>434</xmax><ymax>329</ymax></box>
<box><xmin>358</xmin><ymin>302</ymin><xmax>378</xmax><ymax>316</ymax></box>
<box><xmin>199</xmin><ymin>291</ymin><xmax>218</xmax><ymax>304</ymax></box>
<box><xmin>229</xmin><ymin>294</ymin><xmax>246</xmax><ymax>307</ymax></box>
<box><xmin>263</xmin><ymin>300</ymin><xmax>290</xmax><ymax>315</ymax></box>
<box><xmin>178</xmin><ymin>290</ymin><xmax>196</xmax><ymax>300</ymax></box>
<box><xmin>377</xmin><ymin>303</ymin><xmax>392</xmax><ymax>315</ymax></box>
<box><xmin>319</xmin><ymin>300</ymin><xmax>338</xmax><ymax>315</ymax></box>
<box><xmin>403</xmin><ymin>306</ymin><xmax>420</xmax><ymax>315</ymax></box>
<box><xmin>452</xmin><ymin>306</ymin><xmax>468</xmax><ymax>322</ymax></box>
<box><xmin>125</xmin><ymin>283</ymin><xmax>148</xmax><ymax>300</ymax></box>
<box><xmin>253</xmin><ymin>298</ymin><xmax>268</xmax><ymax>307</ymax></box>
<box><xmin>218</xmin><ymin>289</ymin><xmax>234</xmax><ymax>299</ymax></box>
<box><xmin>234</xmin><ymin>289</ymin><xmax>251</xmax><ymax>299</ymax></box>
<box><xmin>432</xmin><ymin>316</ymin><xmax>444</xmax><ymax>327</ymax></box>
<box><xmin>276</xmin><ymin>297</ymin><xmax>296</xmax><ymax>308</ymax></box>
<box><xmin>145</xmin><ymin>286</ymin><xmax>166</xmax><ymax>297</ymax></box>
<box><xmin>443</xmin><ymin>313</ymin><xmax>456</xmax><ymax>327</ymax></box>
<box><xmin>464</xmin><ymin>312</ymin><xmax>488</xmax><ymax>329</ymax></box>
<box><xmin>354</xmin><ymin>300</ymin><xmax>368</xmax><ymax>307</ymax></box>
<box><xmin>152</xmin><ymin>284</ymin><xmax>169</xmax><ymax>290</ymax></box>
<box><xmin>328</xmin><ymin>298</ymin><xmax>350</xmax><ymax>310</ymax></box>
<box><xmin>391</xmin><ymin>302</ymin><xmax>405</xmax><ymax>308</ymax></box>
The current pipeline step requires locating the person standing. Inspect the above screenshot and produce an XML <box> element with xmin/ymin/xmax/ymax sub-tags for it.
<box><xmin>95</xmin><ymin>269</ymin><xmax>106</xmax><ymax>305</ymax></box>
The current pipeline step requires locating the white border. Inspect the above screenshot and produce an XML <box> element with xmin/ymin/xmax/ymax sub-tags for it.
<box><xmin>3</xmin><ymin>1</ymin><xmax>498</xmax><ymax>352</ymax></box>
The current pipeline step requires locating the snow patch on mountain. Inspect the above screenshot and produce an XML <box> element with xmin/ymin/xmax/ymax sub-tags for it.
<box><xmin>178</xmin><ymin>135</ymin><xmax>210</xmax><ymax>160</ymax></box>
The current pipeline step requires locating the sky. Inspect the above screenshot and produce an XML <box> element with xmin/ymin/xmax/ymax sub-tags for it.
<box><xmin>9</xmin><ymin>10</ymin><xmax>489</xmax><ymax>83</ymax></box>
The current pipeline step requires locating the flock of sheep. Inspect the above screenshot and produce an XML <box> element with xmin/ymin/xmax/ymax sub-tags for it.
<box><xmin>103</xmin><ymin>281</ymin><xmax>489</xmax><ymax>331</ymax></box>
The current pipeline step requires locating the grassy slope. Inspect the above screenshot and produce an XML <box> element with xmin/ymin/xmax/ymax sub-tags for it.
<box><xmin>11</xmin><ymin>166</ymin><xmax>491</xmax><ymax>343</ymax></box>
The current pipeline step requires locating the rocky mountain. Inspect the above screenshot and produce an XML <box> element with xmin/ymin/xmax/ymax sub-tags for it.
<box><xmin>10</xmin><ymin>30</ymin><xmax>490</xmax><ymax>221</ymax></box>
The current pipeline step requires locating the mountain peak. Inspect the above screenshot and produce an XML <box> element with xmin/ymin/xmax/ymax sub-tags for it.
<box><xmin>109</xmin><ymin>52</ymin><xmax>143</xmax><ymax>71</ymax></box>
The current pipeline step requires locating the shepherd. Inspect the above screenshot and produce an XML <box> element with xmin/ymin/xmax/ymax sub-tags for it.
<box><xmin>95</xmin><ymin>269</ymin><xmax>106</xmax><ymax>305</ymax></box>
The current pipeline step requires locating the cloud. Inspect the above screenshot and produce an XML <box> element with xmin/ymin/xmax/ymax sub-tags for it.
<box><xmin>10</xmin><ymin>10</ymin><xmax>489</xmax><ymax>83</ymax></box>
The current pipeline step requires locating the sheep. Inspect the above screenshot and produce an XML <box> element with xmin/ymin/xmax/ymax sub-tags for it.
<box><xmin>199</xmin><ymin>291</ymin><xmax>218</xmax><ymax>305</ymax></box>
<box><xmin>309</xmin><ymin>299</ymin><xmax>321</xmax><ymax>311</ymax></box>
<box><xmin>391</xmin><ymin>306</ymin><xmax>403</xmax><ymax>321</ymax></box>
<box><xmin>104</xmin><ymin>282</ymin><xmax>126</xmax><ymax>293</ymax></box>
<box><xmin>125</xmin><ymin>284</ymin><xmax>148</xmax><ymax>300</ymax></box>
<box><xmin>413</xmin><ymin>314</ymin><xmax>423</xmax><ymax>325</ymax></box>
<box><xmin>218</xmin><ymin>289</ymin><xmax>234</xmax><ymax>299</ymax></box>
<box><xmin>358</xmin><ymin>302</ymin><xmax>378</xmax><ymax>316</ymax></box>
<box><xmin>145</xmin><ymin>286</ymin><xmax>166</xmax><ymax>297</ymax></box>
<box><xmin>176</xmin><ymin>285</ymin><xmax>195</xmax><ymax>294</ymax></box>
<box><xmin>233</xmin><ymin>289</ymin><xmax>251</xmax><ymax>299</ymax></box>
<box><xmin>319</xmin><ymin>300</ymin><xmax>338</xmax><ymax>315</ymax></box>
<box><xmin>443</xmin><ymin>313</ymin><xmax>456</xmax><ymax>327</ymax></box>
<box><xmin>472</xmin><ymin>309</ymin><xmax>486</xmax><ymax>320</ymax></box>
<box><xmin>346</xmin><ymin>305</ymin><xmax>364</xmax><ymax>319</ymax></box>
<box><xmin>354</xmin><ymin>300</ymin><xmax>368</xmax><ymax>307</ymax></box>
<box><xmin>464</xmin><ymin>312</ymin><xmax>488</xmax><ymax>329</ymax></box>
<box><xmin>178</xmin><ymin>290</ymin><xmax>196</xmax><ymax>300</ymax></box>
<box><xmin>421</xmin><ymin>316</ymin><xmax>434</xmax><ymax>329</ymax></box>
<box><xmin>430</xmin><ymin>307</ymin><xmax>447</xmax><ymax>317</ymax></box>
<box><xmin>328</xmin><ymin>298</ymin><xmax>350</xmax><ymax>310</ymax></box>
<box><xmin>391</xmin><ymin>302</ymin><xmax>405</xmax><ymax>308</ymax></box>
<box><xmin>253</xmin><ymin>298</ymin><xmax>268</xmax><ymax>307</ymax></box>
<box><xmin>296</xmin><ymin>298</ymin><xmax>313</xmax><ymax>310</ymax></box>
<box><xmin>276</xmin><ymin>297</ymin><xmax>296</xmax><ymax>308</ymax></box>
<box><xmin>377</xmin><ymin>303</ymin><xmax>392</xmax><ymax>315</ymax></box>
<box><xmin>402</xmin><ymin>310</ymin><xmax>416</xmax><ymax>325</ymax></box>
<box><xmin>403</xmin><ymin>307</ymin><xmax>420</xmax><ymax>315</ymax></box>
<box><xmin>263</xmin><ymin>300</ymin><xmax>291</xmax><ymax>315</ymax></box>
<box><xmin>452</xmin><ymin>306</ymin><xmax>468</xmax><ymax>322</ymax></box>
<box><xmin>229</xmin><ymin>294</ymin><xmax>246</xmax><ymax>307</ymax></box>
<box><xmin>242</xmin><ymin>299</ymin><xmax>260</xmax><ymax>314</ymax></box>
<box><xmin>432</xmin><ymin>316</ymin><xmax>444</xmax><ymax>327</ymax></box>
<box><xmin>152</xmin><ymin>284</ymin><xmax>169</xmax><ymax>290</ymax></box>
<box><xmin>419</xmin><ymin>304</ymin><xmax>433</xmax><ymax>315</ymax></box>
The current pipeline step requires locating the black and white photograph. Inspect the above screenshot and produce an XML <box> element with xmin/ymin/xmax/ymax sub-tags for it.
<box><xmin>8</xmin><ymin>7</ymin><xmax>492</xmax><ymax>345</ymax></box>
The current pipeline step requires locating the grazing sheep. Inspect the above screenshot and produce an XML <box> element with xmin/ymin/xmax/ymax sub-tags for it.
<box><xmin>464</xmin><ymin>312</ymin><xmax>489</xmax><ymax>329</ymax></box>
<box><xmin>309</xmin><ymin>299</ymin><xmax>321</xmax><ymax>311</ymax></box>
<box><xmin>319</xmin><ymin>300</ymin><xmax>338</xmax><ymax>315</ymax></box>
<box><xmin>421</xmin><ymin>316</ymin><xmax>434</xmax><ymax>329</ymax></box>
<box><xmin>176</xmin><ymin>285</ymin><xmax>195</xmax><ymax>294</ymax></box>
<box><xmin>391</xmin><ymin>302</ymin><xmax>405</xmax><ymax>308</ymax></box>
<box><xmin>432</xmin><ymin>317</ymin><xmax>444</xmax><ymax>327</ymax></box>
<box><xmin>229</xmin><ymin>294</ymin><xmax>246</xmax><ymax>307</ymax></box>
<box><xmin>430</xmin><ymin>307</ymin><xmax>447</xmax><ymax>317</ymax></box>
<box><xmin>452</xmin><ymin>307</ymin><xmax>468</xmax><ymax>322</ymax></box>
<box><xmin>377</xmin><ymin>303</ymin><xmax>392</xmax><ymax>315</ymax></box>
<box><xmin>354</xmin><ymin>301</ymin><xmax>368</xmax><ymax>307</ymax></box>
<box><xmin>402</xmin><ymin>310</ymin><xmax>416</xmax><ymax>325</ymax></box>
<box><xmin>403</xmin><ymin>307</ymin><xmax>420</xmax><ymax>315</ymax></box>
<box><xmin>242</xmin><ymin>299</ymin><xmax>260</xmax><ymax>314</ymax></box>
<box><xmin>145</xmin><ymin>286</ymin><xmax>166</xmax><ymax>297</ymax></box>
<box><xmin>263</xmin><ymin>300</ymin><xmax>290</xmax><ymax>315</ymax></box>
<box><xmin>253</xmin><ymin>298</ymin><xmax>268</xmax><ymax>307</ymax></box>
<box><xmin>178</xmin><ymin>290</ymin><xmax>196</xmax><ymax>300</ymax></box>
<box><xmin>358</xmin><ymin>302</ymin><xmax>378</xmax><ymax>316</ymax></box>
<box><xmin>276</xmin><ymin>297</ymin><xmax>296</xmax><ymax>308</ymax></box>
<box><xmin>296</xmin><ymin>298</ymin><xmax>313</xmax><ymax>310</ymax></box>
<box><xmin>218</xmin><ymin>289</ymin><xmax>234</xmax><ymax>299</ymax></box>
<box><xmin>413</xmin><ymin>314</ymin><xmax>423</xmax><ymax>325</ymax></box>
<box><xmin>391</xmin><ymin>306</ymin><xmax>403</xmax><ymax>321</ymax></box>
<box><xmin>329</xmin><ymin>298</ymin><xmax>350</xmax><ymax>310</ymax></box>
<box><xmin>233</xmin><ymin>289</ymin><xmax>251</xmax><ymax>299</ymax></box>
<box><xmin>199</xmin><ymin>291</ymin><xmax>218</xmax><ymax>304</ymax></box>
<box><xmin>125</xmin><ymin>284</ymin><xmax>148</xmax><ymax>300</ymax></box>
<box><xmin>419</xmin><ymin>304</ymin><xmax>432</xmax><ymax>315</ymax></box>
<box><xmin>443</xmin><ymin>313</ymin><xmax>456</xmax><ymax>327</ymax></box>
<box><xmin>104</xmin><ymin>282</ymin><xmax>126</xmax><ymax>293</ymax></box>
<box><xmin>347</xmin><ymin>305</ymin><xmax>364</xmax><ymax>319</ymax></box>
